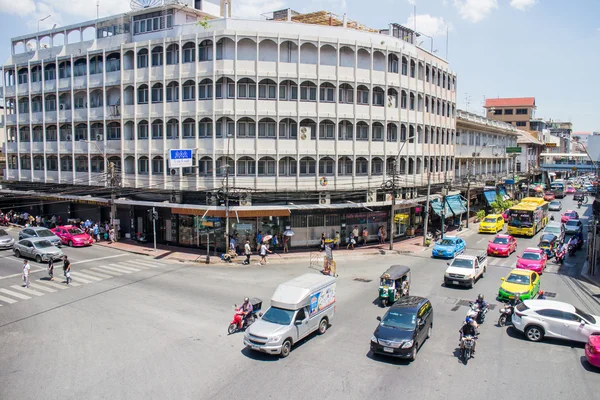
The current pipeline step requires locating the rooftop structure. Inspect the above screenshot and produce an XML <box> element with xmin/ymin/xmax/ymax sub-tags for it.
<box><xmin>484</xmin><ymin>97</ymin><xmax>536</xmax><ymax>131</ymax></box>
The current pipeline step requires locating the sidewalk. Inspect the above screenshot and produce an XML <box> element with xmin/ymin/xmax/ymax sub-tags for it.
<box><xmin>95</xmin><ymin>225</ymin><xmax>475</xmax><ymax>265</ymax></box>
<box><xmin>581</xmin><ymin>260</ymin><xmax>600</xmax><ymax>290</ymax></box>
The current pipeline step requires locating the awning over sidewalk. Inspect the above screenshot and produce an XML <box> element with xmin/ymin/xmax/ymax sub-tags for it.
<box><xmin>446</xmin><ymin>195</ymin><xmax>467</xmax><ymax>216</ymax></box>
<box><xmin>430</xmin><ymin>196</ymin><xmax>452</xmax><ymax>217</ymax></box>
<box><xmin>484</xmin><ymin>190</ymin><xmax>497</xmax><ymax>206</ymax></box>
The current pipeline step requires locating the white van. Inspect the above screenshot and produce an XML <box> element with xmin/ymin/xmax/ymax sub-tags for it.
<box><xmin>243</xmin><ymin>273</ymin><xmax>336</xmax><ymax>357</ymax></box>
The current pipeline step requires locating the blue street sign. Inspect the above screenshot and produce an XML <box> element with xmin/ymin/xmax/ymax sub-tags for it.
<box><xmin>505</xmin><ymin>179</ymin><xmax>515</xmax><ymax>185</ymax></box>
<box><xmin>169</xmin><ymin>149</ymin><xmax>193</xmax><ymax>168</ymax></box>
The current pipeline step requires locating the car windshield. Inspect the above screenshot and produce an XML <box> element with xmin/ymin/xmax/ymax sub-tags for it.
<box><xmin>37</xmin><ymin>229</ymin><xmax>54</xmax><ymax>237</ymax></box>
<box><xmin>380</xmin><ymin>309</ymin><xmax>417</xmax><ymax>330</ymax></box>
<box><xmin>261</xmin><ymin>307</ymin><xmax>295</xmax><ymax>326</ymax></box>
<box><xmin>550</xmin><ymin>201</ymin><xmax>560</xmax><ymax>206</ymax></box>
<box><xmin>68</xmin><ymin>228</ymin><xmax>84</xmax><ymax>235</ymax></box>
<box><xmin>540</xmin><ymin>234</ymin><xmax>555</xmax><ymax>242</ymax></box>
<box><xmin>33</xmin><ymin>240</ymin><xmax>53</xmax><ymax>249</ymax></box>
<box><xmin>565</xmin><ymin>212</ymin><xmax>576</xmax><ymax>218</ymax></box>
<box><xmin>493</xmin><ymin>237</ymin><xmax>509</xmax><ymax>244</ymax></box>
<box><xmin>0</xmin><ymin>229</ymin><xmax>7</xmax><ymax>236</ymax></box>
<box><xmin>439</xmin><ymin>239</ymin><xmax>455</xmax><ymax>246</ymax></box>
<box><xmin>522</xmin><ymin>252</ymin><xmax>541</xmax><ymax>260</ymax></box>
<box><xmin>506</xmin><ymin>274</ymin><xmax>531</xmax><ymax>285</ymax></box>
<box><xmin>451</xmin><ymin>258</ymin><xmax>473</xmax><ymax>268</ymax></box>
<box><xmin>575</xmin><ymin>307</ymin><xmax>596</xmax><ymax>324</ymax></box>
<box><xmin>565</xmin><ymin>220</ymin><xmax>579</xmax><ymax>227</ymax></box>
<box><xmin>545</xmin><ymin>226</ymin><xmax>560</xmax><ymax>234</ymax></box>
<box><xmin>484</xmin><ymin>218</ymin><xmax>496</xmax><ymax>223</ymax></box>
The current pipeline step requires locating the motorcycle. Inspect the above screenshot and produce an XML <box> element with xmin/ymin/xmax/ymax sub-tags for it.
<box><xmin>460</xmin><ymin>335</ymin><xmax>476</xmax><ymax>364</ymax></box>
<box><xmin>467</xmin><ymin>302</ymin><xmax>488</xmax><ymax>324</ymax></box>
<box><xmin>577</xmin><ymin>201</ymin><xmax>582</xmax><ymax>209</ymax></box>
<box><xmin>554</xmin><ymin>248</ymin><xmax>566</xmax><ymax>264</ymax></box>
<box><xmin>498</xmin><ymin>304</ymin><xmax>514</xmax><ymax>327</ymax></box>
<box><xmin>568</xmin><ymin>244</ymin><xmax>576</xmax><ymax>257</ymax></box>
<box><xmin>227</xmin><ymin>298</ymin><xmax>262</xmax><ymax>334</ymax></box>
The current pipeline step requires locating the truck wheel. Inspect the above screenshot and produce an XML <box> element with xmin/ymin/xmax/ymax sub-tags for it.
<box><xmin>318</xmin><ymin>318</ymin><xmax>328</xmax><ymax>334</ymax></box>
<box><xmin>280</xmin><ymin>339</ymin><xmax>292</xmax><ymax>358</ymax></box>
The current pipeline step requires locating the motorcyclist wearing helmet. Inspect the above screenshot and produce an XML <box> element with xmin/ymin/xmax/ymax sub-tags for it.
<box><xmin>459</xmin><ymin>317</ymin><xmax>478</xmax><ymax>354</ymax></box>
<box><xmin>509</xmin><ymin>293</ymin><xmax>522</xmax><ymax>308</ymax></box>
<box><xmin>239</xmin><ymin>297</ymin><xmax>254</xmax><ymax>329</ymax></box>
<box><xmin>474</xmin><ymin>294</ymin><xmax>489</xmax><ymax>321</ymax></box>
<box><xmin>537</xmin><ymin>290</ymin><xmax>547</xmax><ymax>300</ymax></box>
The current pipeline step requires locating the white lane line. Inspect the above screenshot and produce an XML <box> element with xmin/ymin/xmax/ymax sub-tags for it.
<box><xmin>66</xmin><ymin>281</ymin><xmax>81</xmax><ymax>287</ymax></box>
<box><xmin>80</xmin><ymin>269</ymin><xmax>112</xmax><ymax>279</ymax></box>
<box><xmin>127</xmin><ymin>260</ymin><xmax>162</xmax><ymax>268</ymax></box>
<box><xmin>28</xmin><ymin>282</ymin><xmax>57</xmax><ymax>293</ymax></box>
<box><xmin>0</xmin><ymin>288</ymin><xmax>32</xmax><ymax>300</ymax></box>
<box><xmin>36</xmin><ymin>280</ymin><xmax>68</xmax><ymax>290</ymax></box>
<box><xmin>0</xmin><ymin>294</ymin><xmax>18</xmax><ymax>304</ymax></box>
<box><xmin>117</xmin><ymin>261</ymin><xmax>151</xmax><ymax>270</ymax></box>
<box><xmin>108</xmin><ymin>263</ymin><xmax>140</xmax><ymax>272</ymax></box>
<box><xmin>71</xmin><ymin>254</ymin><xmax>128</xmax><ymax>265</ymax></box>
<box><xmin>10</xmin><ymin>285</ymin><xmax>44</xmax><ymax>297</ymax></box>
<box><xmin>476</xmin><ymin>238</ymin><xmax>485</xmax><ymax>244</ymax></box>
<box><xmin>0</xmin><ymin>268</ymin><xmax>45</xmax><ymax>279</ymax></box>
<box><xmin>67</xmin><ymin>274</ymin><xmax>93</xmax><ymax>284</ymax></box>
<box><xmin>69</xmin><ymin>272</ymin><xmax>101</xmax><ymax>282</ymax></box>
<box><xmin>90</xmin><ymin>267</ymin><xmax>123</xmax><ymax>276</ymax></box>
<box><xmin>96</xmin><ymin>265</ymin><xmax>131</xmax><ymax>274</ymax></box>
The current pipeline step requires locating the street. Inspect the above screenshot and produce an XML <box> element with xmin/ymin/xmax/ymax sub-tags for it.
<box><xmin>1</xmin><ymin>196</ymin><xmax>599</xmax><ymax>400</ymax></box>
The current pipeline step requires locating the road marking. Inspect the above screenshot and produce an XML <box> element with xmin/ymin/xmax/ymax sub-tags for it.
<box><xmin>108</xmin><ymin>263</ymin><xmax>140</xmax><ymax>272</ymax></box>
<box><xmin>0</xmin><ymin>294</ymin><xmax>18</xmax><ymax>304</ymax></box>
<box><xmin>80</xmin><ymin>269</ymin><xmax>112</xmax><ymax>279</ymax></box>
<box><xmin>28</xmin><ymin>282</ymin><xmax>57</xmax><ymax>293</ymax></box>
<box><xmin>71</xmin><ymin>254</ymin><xmax>127</xmax><ymax>265</ymax></box>
<box><xmin>37</xmin><ymin>280</ymin><xmax>68</xmax><ymax>290</ymax></box>
<box><xmin>0</xmin><ymin>288</ymin><xmax>32</xmax><ymax>300</ymax></box>
<box><xmin>65</xmin><ymin>281</ymin><xmax>81</xmax><ymax>287</ymax></box>
<box><xmin>126</xmin><ymin>260</ymin><xmax>161</xmax><ymax>268</ymax></box>
<box><xmin>90</xmin><ymin>267</ymin><xmax>123</xmax><ymax>276</ymax></box>
<box><xmin>0</xmin><ymin>268</ymin><xmax>46</xmax><ymax>280</ymax></box>
<box><xmin>69</xmin><ymin>272</ymin><xmax>101</xmax><ymax>282</ymax></box>
<box><xmin>477</xmin><ymin>238</ymin><xmax>485</xmax><ymax>244</ymax></box>
<box><xmin>66</xmin><ymin>274</ymin><xmax>93</xmax><ymax>284</ymax></box>
<box><xmin>118</xmin><ymin>261</ymin><xmax>151</xmax><ymax>270</ymax></box>
<box><xmin>10</xmin><ymin>285</ymin><xmax>45</xmax><ymax>297</ymax></box>
<box><xmin>97</xmin><ymin>265</ymin><xmax>132</xmax><ymax>274</ymax></box>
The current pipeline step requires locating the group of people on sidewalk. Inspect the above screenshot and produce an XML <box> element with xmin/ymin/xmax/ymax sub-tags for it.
<box><xmin>22</xmin><ymin>255</ymin><xmax>72</xmax><ymax>288</ymax></box>
<box><xmin>345</xmin><ymin>225</ymin><xmax>387</xmax><ymax>250</ymax></box>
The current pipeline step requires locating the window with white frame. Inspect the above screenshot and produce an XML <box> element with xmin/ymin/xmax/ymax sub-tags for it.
<box><xmin>279</xmin><ymin>121</ymin><xmax>297</xmax><ymax>139</ymax></box>
<box><xmin>338</xmin><ymin>85</ymin><xmax>353</xmax><ymax>104</ymax></box>
<box><xmin>237</xmin><ymin>158</ymin><xmax>255</xmax><ymax>175</ymax></box>
<box><xmin>183</xmin><ymin>120</ymin><xmax>195</xmax><ymax>138</ymax></box>
<box><xmin>151</xmin><ymin>49</ymin><xmax>163</xmax><ymax>66</ymax></box>
<box><xmin>166</xmin><ymin>120</ymin><xmax>179</xmax><ymax>139</ymax></box>
<box><xmin>166</xmin><ymin>46</ymin><xmax>178</xmax><ymax>65</ymax></box>
<box><xmin>137</xmin><ymin>86</ymin><xmax>148</xmax><ymax>104</ymax></box>
<box><xmin>182</xmin><ymin>82</ymin><xmax>195</xmax><ymax>101</ymax></box>
<box><xmin>198</xmin><ymin>158</ymin><xmax>211</xmax><ymax>175</ymax></box>
<box><xmin>237</xmin><ymin>80</ymin><xmax>257</xmax><ymax>99</ymax></box>
<box><xmin>107</xmin><ymin>124</ymin><xmax>120</xmax><ymax>140</ymax></box>
<box><xmin>318</xmin><ymin>122</ymin><xmax>335</xmax><ymax>139</ymax></box>
<box><xmin>279</xmin><ymin>158</ymin><xmax>297</xmax><ymax>176</ymax></box>
<box><xmin>198</xmin><ymin>40</ymin><xmax>213</xmax><ymax>61</ymax></box>
<box><xmin>357</xmin><ymin>87</ymin><xmax>369</xmax><ymax>105</ymax></box>
<box><xmin>152</xmin><ymin>158</ymin><xmax>164</xmax><ymax>175</ymax></box>
<box><xmin>138</xmin><ymin>158</ymin><xmax>149</xmax><ymax>173</ymax></box>
<box><xmin>44</xmin><ymin>67</ymin><xmax>56</xmax><ymax>81</ymax></box>
<box><xmin>356</xmin><ymin>158</ymin><xmax>368</xmax><ymax>175</ymax></box>
<box><xmin>138</xmin><ymin>122</ymin><xmax>149</xmax><ymax>139</ymax></box>
<box><xmin>215</xmin><ymin>120</ymin><xmax>234</xmax><ymax>138</ymax></box>
<box><xmin>258</xmin><ymin>120</ymin><xmax>276</xmax><ymax>138</ymax></box>
<box><xmin>259</xmin><ymin>81</ymin><xmax>277</xmax><ymax>99</ymax></box>
<box><xmin>166</xmin><ymin>83</ymin><xmax>178</xmax><ymax>102</ymax></box>
<box><xmin>338</xmin><ymin>122</ymin><xmax>353</xmax><ymax>140</ymax></box>
<box><xmin>258</xmin><ymin>158</ymin><xmax>276</xmax><ymax>176</ymax></box>
<box><xmin>372</xmin><ymin>125</ymin><xmax>383</xmax><ymax>141</ymax></box>
<box><xmin>198</xmin><ymin>120</ymin><xmax>212</xmax><ymax>138</ymax></box>
<box><xmin>373</xmin><ymin>89</ymin><xmax>384</xmax><ymax>106</ymax></box>
<box><xmin>151</xmin><ymin>85</ymin><xmax>163</xmax><ymax>103</ymax></box>
<box><xmin>299</xmin><ymin>158</ymin><xmax>316</xmax><ymax>175</ymax></box>
<box><xmin>237</xmin><ymin>119</ymin><xmax>256</xmax><ymax>138</ymax></box>
<box><xmin>46</xmin><ymin>127</ymin><xmax>58</xmax><ymax>141</ymax></box>
<box><xmin>318</xmin><ymin>158</ymin><xmax>334</xmax><ymax>175</ymax></box>
<box><xmin>151</xmin><ymin>121</ymin><xmax>163</xmax><ymax>139</ymax></box>
<box><xmin>300</xmin><ymin>83</ymin><xmax>317</xmax><ymax>101</ymax></box>
<box><xmin>356</xmin><ymin>123</ymin><xmax>368</xmax><ymax>140</ymax></box>
<box><xmin>182</xmin><ymin>44</ymin><xmax>195</xmax><ymax>63</ymax></box>
<box><xmin>198</xmin><ymin>81</ymin><xmax>213</xmax><ymax>99</ymax></box>
<box><xmin>60</xmin><ymin>157</ymin><xmax>73</xmax><ymax>171</ymax></box>
<box><xmin>137</xmin><ymin>51</ymin><xmax>148</xmax><ymax>68</ymax></box>
<box><xmin>319</xmin><ymin>85</ymin><xmax>335</xmax><ymax>102</ymax></box>
<box><xmin>387</xmin><ymin>125</ymin><xmax>397</xmax><ymax>142</ymax></box>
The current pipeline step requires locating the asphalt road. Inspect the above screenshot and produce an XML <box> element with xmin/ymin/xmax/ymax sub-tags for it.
<box><xmin>0</xmin><ymin>196</ymin><xmax>599</xmax><ymax>400</ymax></box>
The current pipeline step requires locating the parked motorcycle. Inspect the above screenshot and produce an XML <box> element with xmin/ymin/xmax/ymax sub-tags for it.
<box><xmin>467</xmin><ymin>302</ymin><xmax>488</xmax><ymax>324</ymax></box>
<box><xmin>498</xmin><ymin>304</ymin><xmax>514</xmax><ymax>327</ymax></box>
<box><xmin>460</xmin><ymin>335</ymin><xmax>476</xmax><ymax>364</ymax></box>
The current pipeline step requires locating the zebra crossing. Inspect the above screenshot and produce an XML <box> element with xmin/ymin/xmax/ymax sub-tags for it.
<box><xmin>0</xmin><ymin>258</ymin><xmax>171</xmax><ymax>308</ymax></box>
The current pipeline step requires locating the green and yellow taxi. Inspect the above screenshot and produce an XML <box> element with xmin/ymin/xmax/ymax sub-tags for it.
<box><xmin>498</xmin><ymin>268</ymin><xmax>540</xmax><ymax>301</ymax></box>
<box><xmin>479</xmin><ymin>214</ymin><xmax>505</xmax><ymax>234</ymax></box>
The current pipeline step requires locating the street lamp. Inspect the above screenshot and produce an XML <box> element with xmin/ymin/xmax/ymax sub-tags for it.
<box><xmin>38</xmin><ymin>15</ymin><xmax>51</xmax><ymax>33</ymax></box>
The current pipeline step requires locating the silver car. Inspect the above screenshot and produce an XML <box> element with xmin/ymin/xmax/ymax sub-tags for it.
<box><xmin>548</xmin><ymin>200</ymin><xmax>562</xmax><ymax>211</ymax></box>
<box><xmin>19</xmin><ymin>227</ymin><xmax>62</xmax><ymax>247</ymax></box>
<box><xmin>13</xmin><ymin>238</ymin><xmax>64</xmax><ymax>263</ymax></box>
<box><xmin>0</xmin><ymin>229</ymin><xmax>15</xmax><ymax>249</ymax></box>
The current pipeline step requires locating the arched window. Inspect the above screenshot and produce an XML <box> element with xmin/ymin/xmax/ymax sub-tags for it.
<box><xmin>300</xmin><ymin>81</ymin><xmax>317</xmax><ymax>102</ymax></box>
<box><xmin>151</xmin><ymin>119</ymin><xmax>163</xmax><ymax>139</ymax></box>
<box><xmin>33</xmin><ymin>155</ymin><xmax>44</xmax><ymax>171</ymax></box>
<box><xmin>137</xmin><ymin>84</ymin><xmax>148</xmax><ymax>104</ymax></box>
<box><xmin>198</xmin><ymin>157</ymin><xmax>212</xmax><ymax>176</ymax></box>
<box><xmin>237</xmin><ymin>78</ymin><xmax>256</xmax><ymax>99</ymax></box>
<box><xmin>216</xmin><ymin>117</ymin><xmax>234</xmax><ymax>138</ymax></box>
<box><xmin>357</xmin><ymin>85</ymin><xmax>369</xmax><ymax>105</ymax></box>
<box><xmin>338</xmin><ymin>83</ymin><xmax>353</xmax><ymax>104</ymax></box>
<box><xmin>45</xmin><ymin>94</ymin><xmax>57</xmax><ymax>112</ymax></box>
<box><xmin>75</xmin><ymin>156</ymin><xmax>88</xmax><ymax>172</ymax></box>
<box><xmin>46</xmin><ymin>125</ymin><xmax>57</xmax><ymax>141</ymax></box>
<box><xmin>20</xmin><ymin>155</ymin><xmax>31</xmax><ymax>169</ymax></box>
<box><xmin>409</xmin><ymin>125</ymin><xmax>415</xmax><ymax>143</ymax></box>
<box><xmin>73</xmin><ymin>59</ymin><xmax>87</xmax><ymax>77</ymax></box>
<box><xmin>75</xmin><ymin>123</ymin><xmax>88</xmax><ymax>141</ymax></box>
<box><xmin>319</xmin><ymin>120</ymin><xmax>335</xmax><ymax>140</ymax></box>
<box><xmin>258</xmin><ymin>118</ymin><xmax>276</xmax><ymax>138</ymax></box>
<box><xmin>151</xmin><ymin>83</ymin><xmax>163</xmax><ymax>103</ymax></box>
<box><xmin>198</xmin><ymin>118</ymin><xmax>212</xmax><ymax>138</ymax></box>
<box><xmin>410</xmin><ymin>59</ymin><xmax>416</xmax><ymax>78</ymax></box>
<box><xmin>89</xmin><ymin>55</ymin><xmax>103</xmax><ymax>75</ymax></box>
<box><xmin>372</xmin><ymin>122</ymin><xmax>384</xmax><ymax>141</ymax></box>
<box><xmin>215</xmin><ymin>156</ymin><xmax>234</xmax><ymax>176</ymax></box>
<box><xmin>388</xmin><ymin>54</ymin><xmax>399</xmax><ymax>73</ymax></box>
<box><xmin>137</xmin><ymin>49</ymin><xmax>148</xmax><ymax>68</ymax></box>
<box><xmin>372</xmin><ymin>158</ymin><xmax>383</xmax><ymax>175</ymax></box>
<box><xmin>401</xmin><ymin>90</ymin><xmax>407</xmax><ymax>109</ymax></box>
<box><xmin>356</xmin><ymin>157</ymin><xmax>368</xmax><ymax>175</ymax></box>
<box><xmin>373</xmin><ymin>87</ymin><xmax>385</xmax><ymax>106</ymax></box>
<box><xmin>47</xmin><ymin>156</ymin><xmax>58</xmax><ymax>171</ymax></box>
<box><xmin>182</xmin><ymin>80</ymin><xmax>195</xmax><ymax>101</ymax></box>
<box><xmin>152</xmin><ymin>156</ymin><xmax>164</xmax><ymax>175</ymax></box>
<box><xmin>166</xmin><ymin>43</ymin><xmax>179</xmax><ymax>65</ymax></box>
<box><xmin>199</xmin><ymin>40</ymin><xmax>213</xmax><ymax>61</ymax></box>
<box><xmin>182</xmin><ymin>42</ymin><xmax>195</xmax><ymax>63</ymax></box>
<box><xmin>44</xmin><ymin>63</ymin><xmax>56</xmax><ymax>81</ymax></box>
<box><xmin>318</xmin><ymin>157</ymin><xmax>335</xmax><ymax>175</ymax></box>
<box><xmin>166</xmin><ymin>81</ymin><xmax>179</xmax><ymax>102</ymax></box>
<box><xmin>138</xmin><ymin>120</ymin><xmax>149</xmax><ymax>139</ymax></box>
<box><xmin>356</xmin><ymin>122</ymin><xmax>369</xmax><ymax>141</ymax></box>
<box><xmin>237</xmin><ymin>117</ymin><xmax>256</xmax><ymax>138</ymax></box>
<box><xmin>138</xmin><ymin>156</ymin><xmax>149</xmax><ymax>174</ymax></box>
<box><xmin>278</xmin><ymin>157</ymin><xmax>297</xmax><ymax>176</ymax></box>
<box><xmin>19</xmin><ymin>127</ymin><xmax>30</xmax><ymax>142</ymax></box>
<box><xmin>31</xmin><ymin>66</ymin><xmax>42</xmax><ymax>83</ymax></box>
<box><xmin>258</xmin><ymin>157</ymin><xmax>276</xmax><ymax>176</ymax></box>
<box><xmin>338</xmin><ymin>157</ymin><xmax>353</xmax><ymax>175</ymax></box>
<box><xmin>279</xmin><ymin>80</ymin><xmax>298</xmax><ymax>101</ymax></box>
<box><xmin>198</xmin><ymin>79</ymin><xmax>213</xmax><ymax>100</ymax></box>
<box><xmin>401</xmin><ymin>57</ymin><xmax>408</xmax><ymax>76</ymax></box>
<box><xmin>387</xmin><ymin>88</ymin><xmax>398</xmax><ymax>108</ymax></box>
<box><xmin>91</xmin><ymin>123</ymin><xmax>103</xmax><ymax>140</ymax></box>
<box><xmin>299</xmin><ymin>157</ymin><xmax>316</xmax><ymax>176</ymax></box>
<box><xmin>409</xmin><ymin>92</ymin><xmax>415</xmax><ymax>111</ymax></box>
<box><xmin>60</xmin><ymin>155</ymin><xmax>73</xmax><ymax>171</ymax></box>
<box><xmin>400</xmin><ymin>124</ymin><xmax>407</xmax><ymax>142</ymax></box>
<box><xmin>183</xmin><ymin>118</ymin><xmax>195</xmax><ymax>138</ymax></box>
<box><xmin>32</xmin><ymin>127</ymin><xmax>43</xmax><ymax>142</ymax></box>
<box><xmin>91</xmin><ymin>156</ymin><xmax>104</xmax><ymax>172</ymax></box>
<box><xmin>151</xmin><ymin>46</ymin><xmax>163</xmax><ymax>66</ymax></box>
<box><xmin>338</xmin><ymin>120</ymin><xmax>353</xmax><ymax>140</ymax></box>
<box><xmin>278</xmin><ymin>118</ymin><xmax>297</xmax><ymax>139</ymax></box>
<box><xmin>319</xmin><ymin>82</ymin><xmax>335</xmax><ymax>102</ymax></box>
<box><xmin>387</xmin><ymin>124</ymin><xmax>398</xmax><ymax>142</ymax></box>
<box><xmin>166</xmin><ymin>119</ymin><xmax>179</xmax><ymax>139</ymax></box>
<box><xmin>259</xmin><ymin>79</ymin><xmax>277</xmax><ymax>99</ymax></box>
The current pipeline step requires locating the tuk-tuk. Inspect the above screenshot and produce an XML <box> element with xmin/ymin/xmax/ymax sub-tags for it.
<box><xmin>538</xmin><ymin>233</ymin><xmax>559</xmax><ymax>258</ymax></box>
<box><xmin>378</xmin><ymin>265</ymin><xmax>411</xmax><ymax>307</ymax></box>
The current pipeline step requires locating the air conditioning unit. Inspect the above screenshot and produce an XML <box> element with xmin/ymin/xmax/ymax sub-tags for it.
<box><xmin>299</xmin><ymin>126</ymin><xmax>311</xmax><ymax>140</ymax></box>
<box><xmin>366</xmin><ymin>190</ymin><xmax>377</xmax><ymax>203</ymax></box>
<box><xmin>170</xmin><ymin>168</ymin><xmax>179</xmax><ymax>176</ymax></box>
<box><xmin>319</xmin><ymin>192</ymin><xmax>330</xmax><ymax>205</ymax></box>
<box><xmin>239</xmin><ymin>194</ymin><xmax>252</xmax><ymax>207</ymax></box>
<box><xmin>170</xmin><ymin>191</ymin><xmax>182</xmax><ymax>203</ymax></box>
<box><xmin>206</xmin><ymin>194</ymin><xmax>216</xmax><ymax>206</ymax></box>
<box><xmin>95</xmin><ymin>134</ymin><xmax>103</xmax><ymax>141</ymax></box>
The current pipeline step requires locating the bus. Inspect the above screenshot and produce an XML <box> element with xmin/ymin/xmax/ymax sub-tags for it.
<box><xmin>550</xmin><ymin>180</ymin><xmax>565</xmax><ymax>199</ymax></box>
<box><xmin>506</xmin><ymin>197</ymin><xmax>550</xmax><ymax>237</ymax></box>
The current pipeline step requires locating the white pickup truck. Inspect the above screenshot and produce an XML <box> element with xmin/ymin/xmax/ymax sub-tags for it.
<box><xmin>444</xmin><ymin>253</ymin><xmax>488</xmax><ymax>288</ymax></box>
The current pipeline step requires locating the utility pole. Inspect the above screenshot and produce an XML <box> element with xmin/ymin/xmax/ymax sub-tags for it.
<box><xmin>224</xmin><ymin>162</ymin><xmax>230</xmax><ymax>247</ymax></box>
<box><xmin>108</xmin><ymin>161</ymin><xmax>118</xmax><ymax>242</ymax></box>
<box><xmin>152</xmin><ymin>207</ymin><xmax>157</xmax><ymax>252</ymax></box>
<box><xmin>422</xmin><ymin>172</ymin><xmax>432</xmax><ymax>246</ymax></box>
<box><xmin>466</xmin><ymin>160</ymin><xmax>471</xmax><ymax>228</ymax></box>
<box><xmin>441</xmin><ymin>172</ymin><xmax>448</xmax><ymax>238</ymax></box>
<box><xmin>388</xmin><ymin>160</ymin><xmax>398</xmax><ymax>251</ymax></box>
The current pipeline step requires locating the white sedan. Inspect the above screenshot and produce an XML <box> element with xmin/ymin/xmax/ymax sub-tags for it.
<box><xmin>512</xmin><ymin>300</ymin><xmax>600</xmax><ymax>343</ymax></box>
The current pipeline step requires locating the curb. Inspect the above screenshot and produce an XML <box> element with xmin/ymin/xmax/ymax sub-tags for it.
<box><xmin>580</xmin><ymin>260</ymin><xmax>600</xmax><ymax>288</ymax></box>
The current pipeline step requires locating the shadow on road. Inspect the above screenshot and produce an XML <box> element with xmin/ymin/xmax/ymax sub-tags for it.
<box><xmin>580</xmin><ymin>356</ymin><xmax>600</xmax><ymax>373</ymax></box>
<box><xmin>505</xmin><ymin>326</ymin><xmax>586</xmax><ymax>349</ymax></box>
<box><xmin>365</xmin><ymin>350</ymin><xmax>412</xmax><ymax>366</ymax></box>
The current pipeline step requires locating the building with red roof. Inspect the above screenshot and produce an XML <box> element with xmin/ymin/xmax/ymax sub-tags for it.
<box><xmin>484</xmin><ymin>97</ymin><xmax>536</xmax><ymax>131</ymax></box>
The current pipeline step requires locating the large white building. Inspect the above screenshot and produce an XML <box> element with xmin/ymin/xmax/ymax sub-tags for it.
<box><xmin>0</xmin><ymin>1</ymin><xmax>457</xmax><ymax>249</ymax></box>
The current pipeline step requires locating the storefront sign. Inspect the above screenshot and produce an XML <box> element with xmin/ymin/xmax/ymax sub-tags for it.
<box><xmin>505</xmin><ymin>147</ymin><xmax>522</xmax><ymax>154</ymax></box>
<box><xmin>169</xmin><ymin>149</ymin><xmax>193</xmax><ymax>168</ymax></box>
<box><xmin>39</xmin><ymin>196</ymin><xmax>108</xmax><ymax>206</ymax></box>
<box><xmin>545</xmin><ymin>143</ymin><xmax>557</xmax><ymax>147</ymax></box>
<box><xmin>235</xmin><ymin>223</ymin><xmax>253</xmax><ymax>231</ymax></box>
<box><xmin>394</xmin><ymin>214</ymin><xmax>409</xmax><ymax>223</ymax></box>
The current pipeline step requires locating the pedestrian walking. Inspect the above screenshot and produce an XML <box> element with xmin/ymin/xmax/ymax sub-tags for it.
<box><xmin>283</xmin><ymin>235</ymin><xmax>290</xmax><ymax>253</ymax></box>
<box><xmin>352</xmin><ymin>226</ymin><xmax>359</xmax><ymax>241</ymax></box>
<box><xmin>258</xmin><ymin>242</ymin><xmax>272</xmax><ymax>265</ymax></box>
<box><xmin>243</xmin><ymin>240</ymin><xmax>252</xmax><ymax>265</ymax></box>
<box><xmin>22</xmin><ymin>259</ymin><xmax>30</xmax><ymax>288</ymax></box>
<box><xmin>256</xmin><ymin>231</ymin><xmax>263</xmax><ymax>252</ymax></box>
<box><xmin>346</xmin><ymin>232</ymin><xmax>356</xmax><ymax>250</ymax></box>
<box><xmin>377</xmin><ymin>226</ymin><xmax>383</xmax><ymax>244</ymax></box>
<box><xmin>320</xmin><ymin>233</ymin><xmax>326</xmax><ymax>251</ymax></box>
<box><xmin>93</xmin><ymin>224</ymin><xmax>100</xmax><ymax>242</ymax></box>
<box><xmin>362</xmin><ymin>227</ymin><xmax>369</xmax><ymax>246</ymax></box>
<box><xmin>63</xmin><ymin>255</ymin><xmax>71</xmax><ymax>285</ymax></box>
<box><xmin>334</xmin><ymin>231</ymin><xmax>340</xmax><ymax>250</ymax></box>
<box><xmin>48</xmin><ymin>259</ymin><xmax>54</xmax><ymax>281</ymax></box>
<box><xmin>272</xmin><ymin>234</ymin><xmax>278</xmax><ymax>250</ymax></box>
<box><xmin>109</xmin><ymin>228</ymin><xmax>115</xmax><ymax>243</ymax></box>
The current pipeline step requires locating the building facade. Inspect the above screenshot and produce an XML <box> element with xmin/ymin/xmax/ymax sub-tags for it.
<box><xmin>1</xmin><ymin>3</ymin><xmax>456</xmax><ymax>249</ymax></box>
<box><xmin>484</xmin><ymin>97</ymin><xmax>536</xmax><ymax>131</ymax></box>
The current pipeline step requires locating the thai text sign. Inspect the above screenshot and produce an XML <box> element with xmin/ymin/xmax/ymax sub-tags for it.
<box><xmin>169</xmin><ymin>149</ymin><xmax>193</xmax><ymax>168</ymax></box>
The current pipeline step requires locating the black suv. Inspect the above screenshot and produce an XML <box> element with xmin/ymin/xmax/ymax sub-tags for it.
<box><xmin>370</xmin><ymin>296</ymin><xmax>433</xmax><ymax>361</ymax></box>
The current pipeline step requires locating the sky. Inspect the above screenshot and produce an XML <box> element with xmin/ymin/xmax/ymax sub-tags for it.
<box><xmin>0</xmin><ymin>0</ymin><xmax>598</xmax><ymax>131</ymax></box>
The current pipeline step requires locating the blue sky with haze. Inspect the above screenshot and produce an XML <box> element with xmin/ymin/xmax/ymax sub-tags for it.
<box><xmin>1</xmin><ymin>0</ymin><xmax>598</xmax><ymax>131</ymax></box>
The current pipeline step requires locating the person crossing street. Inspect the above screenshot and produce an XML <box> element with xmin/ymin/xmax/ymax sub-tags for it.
<box><xmin>22</xmin><ymin>259</ymin><xmax>30</xmax><ymax>288</ymax></box>
<box><xmin>63</xmin><ymin>255</ymin><xmax>72</xmax><ymax>285</ymax></box>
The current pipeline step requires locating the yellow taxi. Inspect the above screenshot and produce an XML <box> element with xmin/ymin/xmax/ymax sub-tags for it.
<box><xmin>497</xmin><ymin>269</ymin><xmax>540</xmax><ymax>301</ymax></box>
<box><xmin>478</xmin><ymin>214</ymin><xmax>505</xmax><ymax>234</ymax></box>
